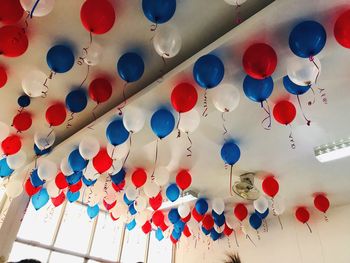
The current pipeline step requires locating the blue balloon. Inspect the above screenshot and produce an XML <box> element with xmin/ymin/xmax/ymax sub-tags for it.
<box><xmin>46</xmin><ymin>45</ymin><xmax>75</xmax><ymax>73</ymax></box>
<box><xmin>106</xmin><ymin>119</ymin><xmax>129</xmax><ymax>146</ymax></box>
<box><xmin>210</xmin><ymin>229</ymin><xmax>221</xmax><ymax>241</ymax></box>
<box><xmin>68</xmin><ymin>149</ymin><xmax>88</xmax><ymax>172</ymax></box>
<box><xmin>30</xmin><ymin>169</ymin><xmax>45</xmax><ymax>187</ymax></box>
<box><xmin>0</xmin><ymin>158</ymin><xmax>14</xmax><ymax>178</ymax></box>
<box><xmin>243</xmin><ymin>75</ymin><xmax>274</xmax><ymax>103</ymax></box>
<box><xmin>249</xmin><ymin>213</ymin><xmax>262</xmax><ymax>230</ymax></box>
<box><xmin>127</xmin><ymin>219</ymin><xmax>136</xmax><ymax>231</ymax></box>
<box><xmin>193</xmin><ymin>54</ymin><xmax>224</xmax><ymax>89</ymax></box>
<box><xmin>111</xmin><ymin>168</ymin><xmax>126</xmax><ymax>185</ymax></box>
<box><xmin>213</xmin><ymin>213</ymin><xmax>225</xmax><ymax>227</ymax></box>
<box><xmin>87</xmin><ymin>205</ymin><xmax>100</xmax><ymax>219</ymax></box>
<box><xmin>289</xmin><ymin>21</ymin><xmax>327</xmax><ymax>58</ymax></box>
<box><xmin>195</xmin><ymin>198</ymin><xmax>208</xmax><ymax>215</ymax></box>
<box><xmin>255</xmin><ymin>208</ymin><xmax>269</xmax><ymax>220</ymax></box>
<box><xmin>65</xmin><ymin>88</ymin><xmax>88</xmax><ymax>113</ymax></box>
<box><xmin>171</xmin><ymin>229</ymin><xmax>181</xmax><ymax>240</ymax></box>
<box><xmin>142</xmin><ymin>0</ymin><xmax>176</xmax><ymax>24</ymax></box>
<box><xmin>174</xmin><ymin>219</ymin><xmax>185</xmax><ymax>233</ymax></box>
<box><xmin>166</xmin><ymin>183</ymin><xmax>180</xmax><ymax>202</ymax></box>
<box><xmin>283</xmin><ymin>75</ymin><xmax>310</xmax><ymax>95</ymax></box>
<box><xmin>82</xmin><ymin>176</ymin><xmax>97</xmax><ymax>187</ymax></box>
<box><xmin>67</xmin><ymin>190</ymin><xmax>80</xmax><ymax>203</ymax></box>
<box><xmin>34</xmin><ymin>144</ymin><xmax>52</xmax><ymax>156</ymax></box>
<box><xmin>150</xmin><ymin>108</ymin><xmax>175</xmax><ymax>139</ymax></box>
<box><xmin>17</xmin><ymin>95</ymin><xmax>30</xmax><ymax>108</ymax></box>
<box><xmin>123</xmin><ymin>193</ymin><xmax>133</xmax><ymax>205</ymax></box>
<box><xmin>32</xmin><ymin>188</ymin><xmax>49</xmax><ymax>210</ymax></box>
<box><xmin>155</xmin><ymin>228</ymin><xmax>164</xmax><ymax>241</ymax></box>
<box><xmin>66</xmin><ymin>172</ymin><xmax>82</xmax><ymax>185</ymax></box>
<box><xmin>168</xmin><ymin>208</ymin><xmax>180</xmax><ymax>224</ymax></box>
<box><xmin>221</xmin><ymin>141</ymin><xmax>240</xmax><ymax>165</ymax></box>
<box><xmin>129</xmin><ymin>203</ymin><xmax>137</xmax><ymax>215</ymax></box>
<box><xmin>117</xmin><ymin>52</ymin><xmax>144</xmax><ymax>82</ymax></box>
<box><xmin>201</xmin><ymin>226</ymin><xmax>210</xmax><ymax>236</ymax></box>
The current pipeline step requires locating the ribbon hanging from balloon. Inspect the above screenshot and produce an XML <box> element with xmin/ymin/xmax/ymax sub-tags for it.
<box><xmin>220</xmin><ymin>141</ymin><xmax>240</xmax><ymax>196</ymax></box>
<box><xmin>142</xmin><ymin>0</ymin><xmax>176</xmax><ymax>31</ymax></box>
<box><xmin>178</xmin><ymin>109</ymin><xmax>200</xmax><ymax>157</ymax></box>
<box><xmin>234</xmin><ymin>203</ymin><xmax>255</xmax><ymax>246</ymax></box>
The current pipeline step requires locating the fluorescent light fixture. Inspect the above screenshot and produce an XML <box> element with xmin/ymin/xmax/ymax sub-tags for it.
<box><xmin>314</xmin><ymin>138</ymin><xmax>350</xmax><ymax>163</ymax></box>
<box><xmin>157</xmin><ymin>190</ymin><xmax>198</xmax><ymax>210</ymax></box>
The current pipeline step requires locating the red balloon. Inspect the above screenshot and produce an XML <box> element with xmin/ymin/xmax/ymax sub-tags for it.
<box><xmin>149</xmin><ymin>192</ymin><xmax>162</xmax><ymax>211</ymax></box>
<box><xmin>181</xmin><ymin>213</ymin><xmax>191</xmax><ymax>223</ymax></box>
<box><xmin>103</xmin><ymin>199</ymin><xmax>116</xmax><ymax>211</ymax></box>
<box><xmin>24</xmin><ymin>178</ymin><xmax>41</xmax><ymax>196</ymax></box>
<box><xmin>80</xmin><ymin>0</ymin><xmax>116</xmax><ymax>34</ymax></box>
<box><xmin>0</xmin><ymin>0</ymin><xmax>24</xmax><ymax>25</ymax></box>
<box><xmin>0</xmin><ymin>65</ymin><xmax>7</xmax><ymax>88</ymax></box>
<box><xmin>223</xmin><ymin>223</ymin><xmax>233</xmax><ymax>236</ymax></box>
<box><xmin>0</xmin><ymin>25</ymin><xmax>28</xmax><ymax>57</ymax></box>
<box><xmin>55</xmin><ymin>172</ymin><xmax>68</xmax><ymax>189</ymax></box>
<box><xmin>202</xmin><ymin>214</ymin><xmax>214</xmax><ymax>231</ymax></box>
<box><xmin>142</xmin><ymin>221</ymin><xmax>152</xmax><ymax>234</ymax></box>
<box><xmin>69</xmin><ymin>180</ymin><xmax>82</xmax><ymax>193</ymax></box>
<box><xmin>314</xmin><ymin>194</ymin><xmax>330</xmax><ymax>213</ymax></box>
<box><xmin>176</xmin><ymin>169</ymin><xmax>192</xmax><ymax>191</ymax></box>
<box><xmin>159</xmin><ymin>222</ymin><xmax>168</xmax><ymax>232</ymax></box>
<box><xmin>2</xmin><ymin>134</ymin><xmax>21</xmax><ymax>155</ymax></box>
<box><xmin>110</xmin><ymin>213</ymin><xmax>119</xmax><ymax>221</ymax></box>
<box><xmin>273</xmin><ymin>100</ymin><xmax>296</xmax><ymax>125</ymax></box>
<box><xmin>152</xmin><ymin>210</ymin><xmax>164</xmax><ymax>227</ymax></box>
<box><xmin>131</xmin><ymin>168</ymin><xmax>147</xmax><ymax>188</ymax></box>
<box><xmin>51</xmin><ymin>191</ymin><xmax>66</xmax><ymax>207</ymax></box>
<box><xmin>112</xmin><ymin>180</ymin><xmax>125</xmax><ymax>192</ymax></box>
<box><xmin>295</xmin><ymin>207</ymin><xmax>310</xmax><ymax>224</ymax></box>
<box><xmin>171</xmin><ymin>83</ymin><xmax>198</xmax><ymax>113</ymax></box>
<box><xmin>334</xmin><ymin>10</ymin><xmax>350</xmax><ymax>49</ymax></box>
<box><xmin>262</xmin><ymin>176</ymin><xmax>279</xmax><ymax>198</ymax></box>
<box><xmin>170</xmin><ymin>235</ymin><xmax>177</xmax><ymax>244</ymax></box>
<box><xmin>192</xmin><ymin>208</ymin><xmax>204</xmax><ymax>222</ymax></box>
<box><xmin>234</xmin><ymin>203</ymin><xmax>248</xmax><ymax>222</ymax></box>
<box><xmin>12</xmin><ymin>111</ymin><xmax>32</xmax><ymax>132</ymax></box>
<box><xmin>242</xmin><ymin>43</ymin><xmax>277</xmax><ymax>79</ymax></box>
<box><xmin>46</xmin><ymin>102</ymin><xmax>67</xmax><ymax>127</ymax></box>
<box><xmin>88</xmin><ymin>78</ymin><xmax>113</xmax><ymax>103</ymax></box>
<box><xmin>93</xmin><ymin>147</ymin><xmax>112</xmax><ymax>174</ymax></box>
<box><xmin>183</xmin><ymin>224</ymin><xmax>191</xmax><ymax>237</ymax></box>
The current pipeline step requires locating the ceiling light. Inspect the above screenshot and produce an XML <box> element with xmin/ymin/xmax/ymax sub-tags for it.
<box><xmin>157</xmin><ymin>190</ymin><xmax>198</xmax><ymax>210</ymax></box>
<box><xmin>314</xmin><ymin>138</ymin><xmax>350</xmax><ymax>162</ymax></box>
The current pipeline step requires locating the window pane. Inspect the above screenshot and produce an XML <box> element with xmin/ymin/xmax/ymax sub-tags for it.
<box><xmin>90</xmin><ymin>213</ymin><xmax>123</xmax><ymax>261</ymax></box>
<box><xmin>17</xmin><ymin>202</ymin><xmax>63</xmax><ymax>245</ymax></box>
<box><xmin>55</xmin><ymin>203</ymin><xmax>94</xmax><ymax>254</ymax></box>
<box><xmin>148</xmin><ymin>232</ymin><xmax>173</xmax><ymax>263</ymax></box>
<box><xmin>121</xmin><ymin>226</ymin><xmax>147</xmax><ymax>263</ymax></box>
<box><xmin>8</xmin><ymin>242</ymin><xmax>50</xmax><ymax>263</ymax></box>
<box><xmin>49</xmin><ymin>252</ymin><xmax>84</xmax><ymax>263</ymax></box>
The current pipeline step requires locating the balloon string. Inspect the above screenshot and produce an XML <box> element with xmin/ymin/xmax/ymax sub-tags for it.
<box><xmin>186</xmin><ymin>132</ymin><xmax>192</xmax><ymax>157</ymax></box>
<box><xmin>229</xmin><ymin>165</ymin><xmax>234</xmax><ymax>196</ymax></box>
<box><xmin>296</xmin><ymin>95</ymin><xmax>311</xmax><ymax>126</ymax></box>
<box><xmin>111</xmin><ymin>146</ymin><xmax>116</xmax><ymax>160</ymax></box>
<box><xmin>66</xmin><ymin>112</ymin><xmax>75</xmax><ymax>129</ymax></box>
<box><xmin>306</xmin><ymin>222</ymin><xmax>312</xmax><ymax>233</ymax></box>
<box><xmin>117</xmin><ymin>83</ymin><xmax>128</xmax><ymax>116</ymax></box>
<box><xmin>77</xmin><ymin>32</ymin><xmax>93</xmax><ymax>66</ymax></box>
<box><xmin>233</xmin><ymin>229</ymin><xmax>239</xmax><ymax>247</ymax></box>
<box><xmin>222</xmin><ymin>110</ymin><xmax>228</xmax><ymax>137</ymax></box>
<box><xmin>307</xmin><ymin>86</ymin><xmax>316</xmax><ymax>106</ymax></box>
<box><xmin>151</xmin><ymin>139</ymin><xmax>159</xmax><ymax>181</ymax></box>
<box><xmin>246</xmin><ymin>233</ymin><xmax>256</xmax><ymax>247</ymax></box>
<box><xmin>18</xmin><ymin>107</ymin><xmax>24</xmax><ymax>114</ymax></box>
<box><xmin>324</xmin><ymin>213</ymin><xmax>329</xmax><ymax>222</ymax></box>
<box><xmin>309</xmin><ymin>56</ymin><xmax>320</xmax><ymax>84</ymax></box>
<box><xmin>30</xmin><ymin>0</ymin><xmax>41</xmax><ymax>18</ymax></box>
<box><xmin>234</xmin><ymin>3</ymin><xmax>242</xmax><ymax>24</ymax></box>
<box><xmin>87</xmin><ymin>103</ymin><xmax>99</xmax><ymax>130</ymax></box>
<box><xmin>202</xmin><ymin>89</ymin><xmax>208</xmax><ymax>117</ymax></box>
<box><xmin>256</xmin><ymin>230</ymin><xmax>261</xmax><ymax>240</ymax></box>
<box><xmin>260</xmin><ymin>100</ymin><xmax>271</xmax><ymax>130</ymax></box>
<box><xmin>44</xmin><ymin>127</ymin><xmax>54</xmax><ymax>148</ymax></box>
<box><xmin>41</xmin><ymin>71</ymin><xmax>55</xmax><ymax>98</ymax></box>
<box><xmin>176</xmin><ymin>112</ymin><xmax>181</xmax><ymax>138</ymax></box>
<box><xmin>278</xmin><ymin>215</ymin><xmax>284</xmax><ymax>230</ymax></box>
<box><xmin>78</xmin><ymin>65</ymin><xmax>90</xmax><ymax>88</ymax></box>
<box><xmin>122</xmin><ymin>133</ymin><xmax>132</xmax><ymax>166</ymax></box>
<box><xmin>150</xmin><ymin>23</ymin><xmax>158</xmax><ymax>32</ymax></box>
<box><xmin>23</xmin><ymin>12</ymin><xmax>30</xmax><ymax>32</ymax></box>
<box><xmin>288</xmin><ymin>124</ymin><xmax>296</xmax><ymax>149</ymax></box>
<box><xmin>157</xmin><ymin>54</ymin><xmax>168</xmax><ymax>83</ymax></box>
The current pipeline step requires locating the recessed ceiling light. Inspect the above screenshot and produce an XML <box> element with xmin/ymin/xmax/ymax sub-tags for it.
<box><xmin>314</xmin><ymin>138</ymin><xmax>350</xmax><ymax>162</ymax></box>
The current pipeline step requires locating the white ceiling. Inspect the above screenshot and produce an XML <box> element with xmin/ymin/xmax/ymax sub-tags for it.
<box><xmin>3</xmin><ymin>0</ymin><xmax>350</xmax><ymax>212</ymax></box>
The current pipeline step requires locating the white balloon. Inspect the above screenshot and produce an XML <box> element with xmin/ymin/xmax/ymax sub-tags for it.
<box><xmin>178</xmin><ymin>109</ymin><xmax>200</xmax><ymax>133</ymax></box>
<box><xmin>135</xmin><ymin>211</ymin><xmax>148</xmax><ymax>226</ymax></box>
<box><xmin>7</xmin><ymin>150</ymin><xmax>27</xmax><ymax>170</ymax></box>
<box><xmin>6</xmin><ymin>180</ymin><xmax>23</xmax><ymax>198</ymax></box>
<box><xmin>154</xmin><ymin>166</ymin><xmax>170</xmax><ymax>187</ymax></box>
<box><xmin>107</xmin><ymin>159</ymin><xmax>123</xmax><ymax>175</ymax></box>
<box><xmin>287</xmin><ymin>56</ymin><xmax>321</xmax><ymax>86</ymax></box>
<box><xmin>107</xmin><ymin>142</ymin><xmax>129</xmax><ymax>160</ymax></box>
<box><xmin>111</xmin><ymin>202</ymin><xmax>128</xmax><ymax>219</ymax></box>
<box><xmin>212</xmin><ymin>198</ymin><xmax>225</xmax><ymax>215</ymax></box>
<box><xmin>37</xmin><ymin>159</ymin><xmax>57</xmax><ymax>181</ymax></box>
<box><xmin>143</xmin><ymin>181</ymin><xmax>160</xmax><ymax>198</ymax></box>
<box><xmin>84</xmin><ymin>42</ymin><xmax>102</xmax><ymax>66</ymax></box>
<box><xmin>60</xmin><ymin>157</ymin><xmax>73</xmax><ymax>176</ymax></box>
<box><xmin>0</xmin><ymin>122</ymin><xmax>10</xmax><ymax>142</ymax></box>
<box><xmin>34</xmin><ymin>128</ymin><xmax>56</xmax><ymax>150</ymax></box>
<box><xmin>253</xmin><ymin>195</ymin><xmax>269</xmax><ymax>214</ymax></box>
<box><xmin>134</xmin><ymin>196</ymin><xmax>147</xmax><ymax>212</ymax></box>
<box><xmin>79</xmin><ymin>137</ymin><xmax>100</xmax><ymax>160</ymax></box>
<box><xmin>153</xmin><ymin>26</ymin><xmax>182</xmax><ymax>58</ymax></box>
<box><xmin>83</xmin><ymin>161</ymin><xmax>99</xmax><ymax>180</ymax></box>
<box><xmin>212</xmin><ymin>84</ymin><xmax>240</xmax><ymax>113</ymax></box>
<box><xmin>178</xmin><ymin>203</ymin><xmax>190</xmax><ymax>218</ymax></box>
<box><xmin>123</xmin><ymin>107</ymin><xmax>146</xmax><ymax>133</ymax></box>
<box><xmin>273</xmin><ymin>195</ymin><xmax>286</xmax><ymax>215</ymax></box>
<box><xmin>224</xmin><ymin>0</ymin><xmax>247</xmax><ymax>5</ymax></box>
<box><xmin>20</xmin><ymin>0</ymin><xmax>55</xmax><ymax>17</ymax></box>
<box><xmin>22</xmin><ymin>70</ymin><xmax>48</xmax><ymax>97</ymax></box>
<box><xmin>46</xmin><ymin>180</ymin><xmax>60</xmax><ymax>198</ymax></box>
<box><xmin>125</xmin><ymin>186</ymin><xmax>138</xmax><ymax>201</ymax></box>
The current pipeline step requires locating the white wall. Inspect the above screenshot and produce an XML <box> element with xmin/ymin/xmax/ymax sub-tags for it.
<box><xmin>175</xmin><ymin>204</ymin><xmax>350</xmax><ymax>263</ymax></box>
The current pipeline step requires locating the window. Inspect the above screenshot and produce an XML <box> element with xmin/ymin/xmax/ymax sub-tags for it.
<box><xmin>121</xmin><ymin>226</ymin><xmax>148</xmax><ymax>263</ymax></box>
<box><xmin>148</xmin><ymin>231</ymin><xmax>173</xmax><ymax>263</ymax></box>
<box><xmin>8</xmin><ymin>242</ymin><xmax>50</xmax><ymax>262</ymax></box>
<box><xmin>49</xmin><ymin>252</ymin><xmax>84</xmax><ymax>263</ymax></box>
